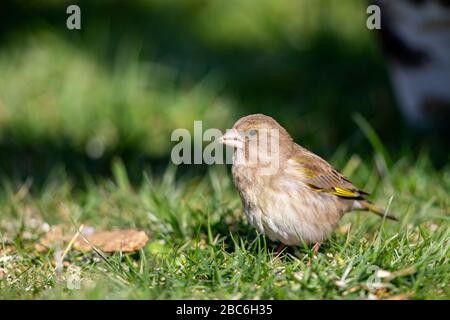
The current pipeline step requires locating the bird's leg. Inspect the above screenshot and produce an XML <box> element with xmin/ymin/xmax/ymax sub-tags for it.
<box><xmin>275</xmin><ymin>243</ymin><xmax>286</xmax><ymax>255</ymax></box>
<box><xmin>312</xmin><ymin>242</ymin><xmax>321</xmax><ymax>255</ymax></box>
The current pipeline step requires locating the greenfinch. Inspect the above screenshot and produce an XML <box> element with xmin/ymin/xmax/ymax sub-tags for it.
<box><xmin>219</xmin><ymin>114</ymin><xmax>397</xmax><ymax>248</ymax></box>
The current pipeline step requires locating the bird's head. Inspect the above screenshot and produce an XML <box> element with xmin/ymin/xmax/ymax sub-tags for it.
<box><xmin>219</xmin><ymin>114</ymin><xmax>293</xmax><ymax>168</ymax></box>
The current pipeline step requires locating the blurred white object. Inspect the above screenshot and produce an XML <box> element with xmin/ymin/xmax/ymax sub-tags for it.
<box><xmin>374</xmin><ymin>0</ymin><xmax>450</xmax><ymax>129</ymax></box>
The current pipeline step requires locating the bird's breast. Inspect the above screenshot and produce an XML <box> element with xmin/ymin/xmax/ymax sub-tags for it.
<box><xmin>232</xmin><ymin>165</ymin><xmax>344</xmax><ymax>245</ymax></box>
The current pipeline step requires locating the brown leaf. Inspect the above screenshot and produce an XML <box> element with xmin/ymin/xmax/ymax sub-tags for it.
<box><xmin>37</xmin><ymin>225</ymin><xmax>149</xmax><ymax>253</ymax></box>
<box><xmin>37</xmin><ymin>224</ymin><xmax>72</xmax><ymax>251</ymax></box>
<box><xmin>74</xmin><ymin>229</ymin><xmax>149</xmax><ymax>253</ymax></box>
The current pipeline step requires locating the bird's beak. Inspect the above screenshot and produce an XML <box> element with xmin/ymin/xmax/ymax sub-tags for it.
<box><xmin>218</xmin><ymin>129</ymin><xmax>244</xmax><ymax>149</ymax></box>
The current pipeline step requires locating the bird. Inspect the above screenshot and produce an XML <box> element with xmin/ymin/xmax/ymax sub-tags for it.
<box><xmin>218</xmin><ymin>114</ymin><xmax>397</xmax><ymax>252</ymax></box>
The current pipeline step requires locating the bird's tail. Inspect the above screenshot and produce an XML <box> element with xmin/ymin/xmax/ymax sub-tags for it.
<box><xmin>355</xmin><ymin>200</ymin><xmax>398</xmax><ymax>221</ymax></box>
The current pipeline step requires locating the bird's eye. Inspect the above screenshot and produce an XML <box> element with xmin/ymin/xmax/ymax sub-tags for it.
<box><xmin>247</xmin><ymin>129</ymin><xmax>257</xmax><ymax>137</ymax></box>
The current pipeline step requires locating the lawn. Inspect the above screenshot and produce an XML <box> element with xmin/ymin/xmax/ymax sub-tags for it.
<box><xmin>0</xmin><ymin>156</ymin><xmax>448</xmax><ymax>299</ymax></box>
<box><xmin>0</xmin><ymin>0</ymin><xmax>449</xmax><ymax>299</ymax></box>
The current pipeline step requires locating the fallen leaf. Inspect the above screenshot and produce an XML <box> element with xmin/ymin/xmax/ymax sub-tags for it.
<box><xmin>37</xmin><ymin>225</ymin><xmax>149</xmax><ymax>253</ymax></box>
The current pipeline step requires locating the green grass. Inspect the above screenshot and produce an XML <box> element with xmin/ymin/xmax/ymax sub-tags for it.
<box><xmin>0</xmin><ymin>156</ymin><xmax>448</xmax><ymax>299</ymax></box>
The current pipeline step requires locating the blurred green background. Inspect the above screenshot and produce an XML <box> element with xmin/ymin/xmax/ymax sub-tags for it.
<box><xmin>0</xmin><ymin>0</ymin><xmax>447</xmax><ymax>186</ymax></box>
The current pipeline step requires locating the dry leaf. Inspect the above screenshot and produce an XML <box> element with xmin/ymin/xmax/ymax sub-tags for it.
<box><xmin>37</xmin><ymin>224</ymin><xmax>74</xmax><ymax>251</ymax></box>
<box><xmin>74</xmin><ymin>229</ymin><xmax>149</xmax><ymax>252</ymax></box>
<box><xmin>37</xmin><ymin>225</ymin><xmax>149</xmax><ymax>253</ymax></box>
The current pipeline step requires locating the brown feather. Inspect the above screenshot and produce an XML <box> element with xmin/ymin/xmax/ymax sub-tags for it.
<box><xmin>291</xmin><ymin>145</ymin><xmax>369</xmax><ymax>200</ymax></box>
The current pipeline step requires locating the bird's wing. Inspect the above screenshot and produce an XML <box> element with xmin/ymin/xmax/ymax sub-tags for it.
<box><xmin>291</xmin><ymin>147</ymin><xmax>369</xmax><ymax>200</ymax></box>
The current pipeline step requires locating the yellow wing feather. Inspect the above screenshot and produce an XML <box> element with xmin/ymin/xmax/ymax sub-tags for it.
<box><xmin>291</xmin><ymin>147</ymin><xmax>369</xmax><ymax>200</ymax></box>
<box><xmin>332</xmin><ymin>187</ymin><xmax>360</xmax><ymax>198</ymax></box>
